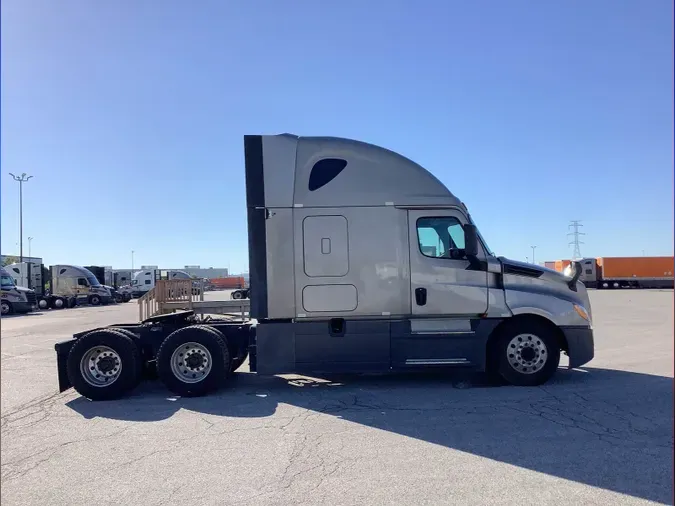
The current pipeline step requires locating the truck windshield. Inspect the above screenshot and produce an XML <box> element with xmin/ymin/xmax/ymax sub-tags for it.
<box><xmin>87</xmin><ymin>276</ymin><xmax>101</xmax><ymax>286</ymax></box>
<box><xmin>468</xmin><ymin>215</ymin><xmax>495</xmax><ymax>256</ymax></box>
<box><xmin>1</xmin><ymin>274</ymin><xmax>16</xmax><ymax>287</ymax></box>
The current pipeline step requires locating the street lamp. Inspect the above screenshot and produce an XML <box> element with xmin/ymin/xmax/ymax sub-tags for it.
<box><xmin>28</xmin><ymin>237</ymin><xmax>33</xmax><ymax>259</ymax></box>
<box><xmin>9</xmin><ymin>173</ymin><xmax>33</xmax><ymax>263</ymax></box>
<box><xmin>131</xmin><ymin>250</ymin><xmax>135</xmax><ymax>277</ymax></box>
<box><xmin>531</xmin><ymin>246</ymin><xmax>537</xmax><ymax>264</ymax></box>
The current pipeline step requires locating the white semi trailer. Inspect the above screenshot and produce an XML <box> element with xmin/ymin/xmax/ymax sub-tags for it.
<box><xmin>129</xmin><ymin>269</ymin><xmax>199</xmax><ymax>298</ymax></box>
<box><xmin>54</xmin><ymin>134</ymin><xmax>594</xmax><ymax>401</ymax></box>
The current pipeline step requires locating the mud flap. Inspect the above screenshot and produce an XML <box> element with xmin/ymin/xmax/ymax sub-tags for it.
<box><xmin>55</xmin><ymin>339</ymin><xmax>76</xmax><ymax>392</ymax></box>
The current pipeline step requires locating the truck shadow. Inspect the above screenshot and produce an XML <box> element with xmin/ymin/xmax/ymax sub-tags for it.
<box><xmin>67</xmin><ymin>367</ymin><xmax>673</xmax><ymax>503</ymax></box>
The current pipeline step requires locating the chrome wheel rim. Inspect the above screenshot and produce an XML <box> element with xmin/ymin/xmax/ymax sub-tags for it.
<box><xmin>507</xmin><ymin>333</ymin><xmax>547</xmax><ymax>374</ymax></box>
<box><xmin>54</xmin><ymin>298</ymin><xmax>64</xmax><ymax>308</ymax></box>
<box><xmin>1</xmin><ymin>302</ymin><xmax>10</xmax><ymax>315</ymax></box>
<box><xmin>80</xmin><ymin>346</ymin><xmax>123</xmax><ymax>387</ymax></box>
<box><xmin>170</xmin><ymin>342</ymin><xmax>212</xmax><ymax>384</ymax></box>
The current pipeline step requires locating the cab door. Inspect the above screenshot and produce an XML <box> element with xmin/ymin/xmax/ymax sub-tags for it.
<box><xmin>408</xmin><ymin>209</ymin><xmax>488</xmax><ymax>317</ymax></box>
<box><xmin>393</xmin><ymin>209</ymin><xmax>490</xmax><ymax>368</ymax></box>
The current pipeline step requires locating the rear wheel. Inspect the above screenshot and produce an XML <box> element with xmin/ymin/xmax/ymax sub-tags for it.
<box><xmin>38</xmin><ymin>298</ymin><xmax>49</xmax><ymax>310</ymax></box>
<box><xmin>493</xmin><ymin>320</ymin><xmax>561</xmax><ymax>386</ymax></box>
<box><xmin>156</xmin><ymin>325</ymin><xmax>230</xmax><ymax>397</ymax></box>
<box><xmin>67</xmin><ymin>329</ymin><xmax>142</xmax><ymax>401</ymax></box>
<box><xmin>1</xmin><ymin>300</ymin><xmax>13</xmax><ymax>316</ymax></box>
<box><xmin>232</xmin><ymin>290</ymin><xmax>243</xmax><ymax>300</ymax></box>
<box><xmin>51</xmin><ymin>297</ymin><xmax>66</xmax><ymax>310</ymax></box>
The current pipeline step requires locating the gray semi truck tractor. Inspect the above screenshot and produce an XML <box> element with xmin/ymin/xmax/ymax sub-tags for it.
<box><xmin>54</xmin><ymin>134</ymin><xmax>594</xmax><ymax>401</ymax></box>
<box><xmin>1</xmin><ymin>266</ymin><xmax>37</xmax><ymax>316</ymax></box>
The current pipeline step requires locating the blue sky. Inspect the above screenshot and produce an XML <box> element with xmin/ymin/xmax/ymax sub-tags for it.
<box><xmin>1</xmin><ymin>0</ymin><xmax>673</xmax><ymax>272</ymax></box>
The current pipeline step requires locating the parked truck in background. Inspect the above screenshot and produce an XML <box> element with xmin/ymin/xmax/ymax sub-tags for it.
<box><xmin>7</xmin><ymin>263</ymin><xmax>112</xmax><ymax>309</ymax></box>
<box><xmin>54</xmin><ymin>133</ymin><xmax>594</xmax><ymax>402</ymax></box>
<box><xmin>85</xmin><ymin>265</ymin><xmax>131</xmax><ymax>303</ymax></box>
<box><xmin>1</xmin><ymin>266</ymin><xmax>37</xmax><ymax>316</ymax></box>
<box><xmin>129</xmin><ymin>269</ymin><xmax>200</xmax><ymax>298</ymax></box>
<box><xmin>566</xmin><ymin>256</ymin><xmax>674</xmax><ymax>289</ymax></box>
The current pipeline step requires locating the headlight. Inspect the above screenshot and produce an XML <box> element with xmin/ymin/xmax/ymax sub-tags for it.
<box><xmin>573</xmin><ymin>304</ymin><xmax>590</xmax><ymax>322</ymax></box>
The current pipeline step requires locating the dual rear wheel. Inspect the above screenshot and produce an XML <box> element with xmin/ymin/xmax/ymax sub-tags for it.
<box><xmin>67</xmin><ymin>325</ymin><xmax>240</xmax><ymax>401</ymax></box>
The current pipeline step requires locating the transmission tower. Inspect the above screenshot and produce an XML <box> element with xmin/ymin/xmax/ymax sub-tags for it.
<box><xmin>568</xmin><ymin>220</ymin><xmax>585</xmax><ymax>259</ymax></box>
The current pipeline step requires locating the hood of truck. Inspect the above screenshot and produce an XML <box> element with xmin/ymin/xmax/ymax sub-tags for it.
<box><xmin>92</xmin><ymin>286</ymin><xmax>111</xmax><ymax>295</ymax></box>
<box><xmin>14</xmin><ymin>286</ymin><xmax>35</xmax><ymax>295</ymax></box>
<box><xmin>499</xmin><ymin>257</ymin><xmax>592</xmax><ymax>325</ymax></box>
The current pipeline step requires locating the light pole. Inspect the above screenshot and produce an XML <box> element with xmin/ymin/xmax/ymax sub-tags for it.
<box><xmin>28</xmin><ymin>237</ymin><xmax>33</xmax><ymax>259</ymax></box>
<box><xmin>531</xmin><ymin>245</ymin><xmax>537</xmax><ymax>264</ymax></box>
<box><xmin>131</xmin><ymin>250</ymin><xmax>135</xmax><ymax>278</ymax></box>
<box><xmin>9</xmin><ymin>173</ymin><xmax>33</xmax><ymax>263</ymax></box>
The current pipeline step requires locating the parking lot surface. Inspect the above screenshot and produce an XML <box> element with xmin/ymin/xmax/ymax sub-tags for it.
<box><xmin>1</xmin><ymin>290</ymin><xmax>673</xmax><ymax>505</ymax></box>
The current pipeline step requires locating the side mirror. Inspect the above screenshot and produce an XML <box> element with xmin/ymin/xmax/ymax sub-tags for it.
<box><xmin>464</xmin><ymin>224</ymin><xmax>479</xmax><ymax>257</ymax></box>
<box><xmin>567</xmin><ymin>261</ymin><xmax>582</xmax><ymax>291</ymax></box>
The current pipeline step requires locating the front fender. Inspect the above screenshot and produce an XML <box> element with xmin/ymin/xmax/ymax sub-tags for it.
<box><xmin>505</xmin><ymin>288</ymin><xmax>590</xmax><ymax>327</ymax></box>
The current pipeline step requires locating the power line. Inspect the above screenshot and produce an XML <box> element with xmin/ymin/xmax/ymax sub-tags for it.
<box><xmin>568</xmin><ymin>220</ymin><xmax>585</xmax><ymax>259</ymax></box>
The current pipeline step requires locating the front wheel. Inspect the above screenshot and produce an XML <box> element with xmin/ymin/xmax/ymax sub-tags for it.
<box><xmin>156</xmin><ymin>325</ymin><xmax>231</xmax><ymax>397</ymax></box>
<box><xmin>1</xmin><ymin>300</ymin><xmax>13</xmax><ymax>316</ymax></box>
<box><xmin>89</xmin><ymin>295</ymin><xmax>101</xmax><ymax>306</ymax></box>
<box><xmin>494</xmin><ymin>321</ymin><xmax>561</xmax><ymax>387</ymax></box>
<box><xmin>232</xmin><ymin>291</ymin><xmax>243</xmax><ymax>300</ymax></box>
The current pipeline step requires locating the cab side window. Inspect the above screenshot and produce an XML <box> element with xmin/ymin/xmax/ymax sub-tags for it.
<box><xmin>77</xmin><ymin>278</ymin><xmax>88</xmax><ymax>286</ymax></box>
<box><xmin>417</xmin><ymin>217</ymin><xmax>466</xmax><ymax>259</ymax></box>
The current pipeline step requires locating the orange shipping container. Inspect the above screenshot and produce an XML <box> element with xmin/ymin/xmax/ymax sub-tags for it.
<box><xmin>544</xmin><ymin>261</ymin><xmax>555</xmax><ymax>270</ymax></box>
<box><xmin>210</xmin><ymin>276</ymin><xmax>245</xmax><ymax>289</ymax></box>
<box><xmin>599</xmin><ymin>257</ymin><xmax>674</xmax><ymax>279</ymax></box>
<box><xmin>554</xmin><ymin>260</ymin><xmax>571</xmax><ymax>273</ymax></box>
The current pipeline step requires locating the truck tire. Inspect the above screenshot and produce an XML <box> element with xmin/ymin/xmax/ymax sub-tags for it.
<box><xmin>51</xmin><ymin>297</ymin><xmax>66</xmax><ymax>310</ymax></box>
<box><xmin>68</xmin><ymin>297</ymin><xmax>77</xmax><ymax>308</ymax></box>
<box><xmin>89</xmin><ymin>295</ymin><xmax>101</xmax><ymax>306</ymax></box>
<box><xmin>1</xmin><ymin>300</ymin><xmax>13</xmax><ymax>316</ymax></box>
<box><xmin>112</xmin><ymin>328</ymin><xmax>144</xmax><ymax>380</ymax></box>
<box><xmin>494</xmin><ymin>320</ymin><xmax>561</xmax><ymax>387</ymax></box>
<box><xmin>156</xmin><ymin>325</ymin><xmax>231</xmax><ymax>397</ymax></box>
<box><xmin>67</xmin><ymin>329</ymin><xmax>142</xmax><ymax>401</ymax></box>
<box><xmin>123</xmin><ymin>293</ymin><xmax>131</xmax><ymax>303</ymax></box>
<box><xmin>230</xmin><ymin>351</ymin><xmax>249</xmax><ymax>373</ymax></box>
<box><xmin>232</xmin><ymin>290</ymin><xmax>243</xmax><ymax>300</ymax></box>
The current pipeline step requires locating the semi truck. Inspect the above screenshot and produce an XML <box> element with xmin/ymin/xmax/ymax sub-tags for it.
<box><xmin>6</xmin><ymin>263</ymin><xmax>112</xmax><ymax>309</ymax></box>
<box><xmin>129</xmin><ymin>269</ymin><xmax>198</xmax><ymax>298</ymax></box>
<box><xmin>85</xmin><ymin>265</ymin><xmax>132</xmax><ymax>303</ymax></box>
<box><xmin>53</xmin><ymin>133</ymin><xmax>595</xmax><ymax>401</ymax></box>
<box><xmin>566</xmin><ymin>256</ymin><xmax>674</xmax><ymax>289</ymax></box>
<box><xmin>1</xmin><ymin>266</ymin><xmax>37</xmax><ymax>315</ymax></box>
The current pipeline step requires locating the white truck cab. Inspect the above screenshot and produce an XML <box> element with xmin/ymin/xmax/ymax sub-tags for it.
<box><xmin>130</xmin><ymin>269</ymin><xmax>195</xmax><ymax>298</ymax></box>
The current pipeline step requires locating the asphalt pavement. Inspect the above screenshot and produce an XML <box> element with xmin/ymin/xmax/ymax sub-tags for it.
<box><xmin>1</xmin><ymin>289</ymin><xmax>673</xmax><ymax>505</ymax></box>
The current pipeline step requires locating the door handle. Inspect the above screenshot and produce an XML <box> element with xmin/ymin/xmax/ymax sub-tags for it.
<box><xmin>415</xmin><ymin>287</ymin><xmax>427</xmax><ymax>306</ymax></box>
